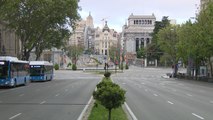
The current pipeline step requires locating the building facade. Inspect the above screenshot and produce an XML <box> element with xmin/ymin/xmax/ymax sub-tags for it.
<box><xmin>122</xmin><ymin>13</ymin><xmax>156</xmax><ymax>65</ymax></box>
<box><xmin>94</xmin><ymin>22</ymin><xmax>119</xmax><ymax>55</ymax></box>
<box><xmin>69</xmin><ymin>13</ymin><xmax>95</xmax><ymax>51</ymax></box>
<box><xmin>0</xmin><ymin>21</ymin><xmax>20</xmax><ymax>57</ymax></box>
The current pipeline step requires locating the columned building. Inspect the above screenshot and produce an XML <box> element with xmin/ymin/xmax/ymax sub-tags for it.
<box><xmin>0</xmin><ymin>21</ymin><xmax>20</xmax><ymax>57</ymax></box>
<box><xmin>122</xmin><ymin>13</ymin><xmax>156</xmax><ymax>66</ymax></box>
<box><xmin>94</xmin><ymin>21</ymin><xmax>118</xmax><ymax>55</ymax></box>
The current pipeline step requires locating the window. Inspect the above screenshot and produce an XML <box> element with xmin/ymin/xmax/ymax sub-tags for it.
<box><xmin>142</xmin><ymin>20</ymin><xmax>144</xmax><ymax>24</ymax></box>
<box><xmin>139</xmin><ymin>20</ymin><xmax>141</xmax><ymax>24</ymax></box>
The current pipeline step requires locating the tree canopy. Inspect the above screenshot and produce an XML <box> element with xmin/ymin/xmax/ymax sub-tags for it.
<box><xmin>0</xmin><ymin>0</ymin><xmax>80</xmax><ymax>60</ymax></box>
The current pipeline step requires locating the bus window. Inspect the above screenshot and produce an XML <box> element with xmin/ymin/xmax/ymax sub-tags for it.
<box><xmin>0</xmin><ymin>62</ymin><xmax>8</xmax><ymax>78</ymax></box>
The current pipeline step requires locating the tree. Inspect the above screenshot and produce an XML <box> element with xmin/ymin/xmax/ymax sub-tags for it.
<box><xmin>196</xmin><ymin>1</ymin><xmax>213</xmax><ymax>77</ymax></box>
<box><xmin>0</xmin><ymin>0</ymin><xmax>80</xmax><ymax>60</ymax></box>
<box><xmin>146</xmin><ymin>16</ymin><xmax>170</xmax><ymax>63</ymax></box>
<box><xmin>109</xmin><ymin>45</ymin><xmax>118</xmax><ymax>63</ymax></box>
<box><xmin>157</xmin><ymin>25</ymin><xmax>180</xmax><ymax>76</ymax></box>
<box><xmin>93</xmin><ymin>80</ymin><xmax>126</xmax><ymax>120</ymax></box>
<box><xmin>66</xmin><ymin>45</ymin><xmax>84</xmax><ymax>64</ymax></box>
<box><xmin>136</xmin><ymin>47</ymin><xmax>145</xmax><ymax>58</ymax></box>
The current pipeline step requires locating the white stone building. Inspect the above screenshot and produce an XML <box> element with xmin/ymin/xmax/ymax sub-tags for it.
<box><xmin>122</xmin><ymin>13</ymin><xmax>156</xmax><ymax>65</ymax></box>
<box><xmin>0</xmin><ymin>21</ymin><xmax>20</xmax><ymax>57</ymax></box>
<box><xmin>94</xmin><ymin>22</ymin><xmax>119</xmax><ymax>55</ymax></box>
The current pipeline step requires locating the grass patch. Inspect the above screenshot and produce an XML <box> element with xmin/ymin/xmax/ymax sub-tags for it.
<box><xmin>88</xmin><ymin>102</ymin><xmax>128</xmax><ymax>120</ymax></box>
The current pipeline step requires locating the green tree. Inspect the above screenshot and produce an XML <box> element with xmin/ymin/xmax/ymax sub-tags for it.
<box><xmin>0</xmin><ymin>0</ymin><xmax>80</xmax><ymax>60</ymax></box>
<box><xmin>136</xmin><ymin>47</ymin><xmax>145</xmax><ymax>58</ymax></box>
<box><xmin>146</xmin><ymin>16</ymin><xmax>170</xmax><ymax>62</ymax></box>
<box><xmin>157</xmin><ymin>25</ymin><xmax>180</xmax><ymax>76</ymax></box>
<box><xmin>109</xmin><ymin>45</ymin><xmax>118</xmax><ymax>63</ymax></box>
<box><xmin>66</xmin><ymin>45</ymin><xmax>84</xmax><ymax>64</ymax></box>
<box><xmin>196</xmin><ymin>1</ymin><xmax>213</xmax><ymax>77</ymax></box>
<box><xmin>93</xmin><ymin>80</ymin><xmax>126</xmax><ymax>120</ymax></box>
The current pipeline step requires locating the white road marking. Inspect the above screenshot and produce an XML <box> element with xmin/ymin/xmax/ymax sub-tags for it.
<box><xmin>167</xmin><ymin>101</ymin><xmax>174</xmax><ymax>105</ymax></box>
<box><xmin>154</xmin><ymin>94</ymin><xmax>158</xmax><ymax>97</ymax></box>
<box><xmin>186</xmin><ymin>94</ymin><xmax>193</xmax><ymax>97</ymax></box>
<box><xmin>122</xmin><ymin>83</ymin><xmax>126</xmax><ymax>85</ymax></box>
<box><xmin>19</xmin><ymin>94</ymin><xmax>24</xmax><ymax>97</ymax></box>
<box><xmin>55</xmin><ymin>94</ymin><xmax>60</xmax><ymax>97</ymax></box>
<box><xmin>9</xmin><ymin>113</ymin><xmax>22</xmax><ymax>119</ymax></box>
<box><xmin>124</xmin><ymin>102</ymin><xmax>138</xmax><ymax>120</ymax></box>
<box><xmin>40</xmin><ymin>101</ymin><xmax>46</xmax><ymax>104</ymax></box>
<box><xmin>192</xmin><ymin>113</ymin><xmax>205</xmax><ymax>120</ymax></box>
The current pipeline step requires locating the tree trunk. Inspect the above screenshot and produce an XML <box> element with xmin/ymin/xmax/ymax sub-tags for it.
<box><xmin>108</xmin><ymin>109</ymin><xmax>111</xmax><ymax>120</ymax></box>
<box><xmin>209</xmin><ymin>57</ymin><xmax>213</xmax><ymax>78</ymax></box>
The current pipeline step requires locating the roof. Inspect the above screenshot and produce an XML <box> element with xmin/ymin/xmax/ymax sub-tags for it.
<box><xmin>0</xmin><ymin>56</ymin><xmax>28</xmax><ymax>63</ymax></box>
<box><xmin>30</xmin><ymin>61</ymin><xmax>53</xmax><ymax>66</ymax></box>
<box><xmin>128</xmin><ymin>13</ymin><xmax>156</xmax><ymax>19</ymax></box>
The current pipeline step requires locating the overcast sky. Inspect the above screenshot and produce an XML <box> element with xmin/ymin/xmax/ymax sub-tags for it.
<box><xmin>79</xmin><ymin>0</ymin><xmax>200</xmax><ymax>32</ymax></box>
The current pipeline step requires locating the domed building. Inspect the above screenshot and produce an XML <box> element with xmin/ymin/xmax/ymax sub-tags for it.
<box><xmin>94</xmin><ymin>21</ymin><xmax>119</xmax><ymax>55</ymax></box>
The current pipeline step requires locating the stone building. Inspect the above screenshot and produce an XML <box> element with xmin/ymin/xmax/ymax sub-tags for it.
<box><xmin>0</xmin><ymin>21</ymin><xmax>20</xmax><ymax>57</ymax></box>
<box><xmin>69</xmin><ymin>13</ymin><xmax>95</xmax><ymax>51</ymax></box>
<box><xmin>94</xmin><ymin>21</ymin><xmax>119</xmax><ymax>55</ymax></box>
<box><xmin>122</xmin><ymin>13</ymin><xmax>156</xmax><ymax>66</ymax></box>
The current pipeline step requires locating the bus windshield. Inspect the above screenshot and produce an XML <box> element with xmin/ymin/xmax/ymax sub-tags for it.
<box><xmin>0</xmin><ymin>61</ymin><xmax>8</xmax><ymax>78</ymax></box>
<box><xmin>30</xmin><ymin>66</ymin><xmax>44</xmax><ymax>76</ymax></box>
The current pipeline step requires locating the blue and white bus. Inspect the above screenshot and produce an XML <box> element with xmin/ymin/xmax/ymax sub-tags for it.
<box><xmin>0</xmin><ymin>56</ymin><xmax>30</xmax><ymax>87</ymax></box>
<box><xmin>29</xmin><ymin>61</ymin><xmax>53</xmax><ymax>82</ymax></box>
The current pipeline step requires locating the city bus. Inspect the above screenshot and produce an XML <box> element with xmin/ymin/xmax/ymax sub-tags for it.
<box><xmin>29</xmin><ymin>61</ymin><xmax>53</xmax><ymax>82</ymax></box>
<box><xmin>0</xmin><ymin>56</ymin><xmax>30</xmax><ymax>87</ymax></box>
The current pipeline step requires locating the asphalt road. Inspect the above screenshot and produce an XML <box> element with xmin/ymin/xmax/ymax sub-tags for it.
<box><xmin>0</xmin><ymin>70</ymin><xmax>101</xmax><ymax>120</ymax></box>
<box><xmin>112</xmin><ymin>66</ymin><xmax>213</xmax><ymax>120</ymax></box>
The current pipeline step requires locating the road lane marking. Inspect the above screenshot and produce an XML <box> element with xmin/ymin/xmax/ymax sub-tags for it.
<box><xmin>122</xmin><ymin>83</ymin><xmax>126</xmax><ymax>85</ymax></box>
<box><xmin>186</xmin><ymin>94</ymin><xmax>193</xmax><ymax>97</ymax></box>
<box><xmin>77</xmin><ymin>96</ymin><xmax>93</xmax><ymax>120</ymax></box>
<box><xmin>167</xmin><ymin>101</ymin><xmax>174</xmax><ymax>105</ymax></box>
<box><xmin>19</xmin><ymin>94</ymin><xmax>24</xmax><ymax>97</ymax></box>
<box><xmin>124</xmin><ymin>102</ymin><xmax>138</xmax><ymax>120</ymax></box>
<box><xmin>9</xmin><ymin>113</ymin><xmax>22</xmax><ymax>119</ymax></box>
<box><xmin>40</xmin><ymin>101</ymin><xmax>46</xmax><ymax>104</ymax></box>
<box><xmin>141</xmin><ymin>82</ymin><xmax>145</xmax><ymax>85</ymax></box>
<box><xmin>154</xmin><ymin>94</ymin><xmax>158</xmax><ymax>96</ymax></box>
<box><xmin>192</xmin><ymin>113</ymin><xmax>205</xmax><ymax>120</ymax></box>
<box><xmin>55</xmin><ymin>94</ymin><xmax>60</xmax><ymax>97</ymax></box>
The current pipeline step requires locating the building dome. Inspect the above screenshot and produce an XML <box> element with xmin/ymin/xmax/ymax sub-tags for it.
<box><xmin>86</xmin><ymin>12</ymin><xmax>94</xmax><ymax>28</ymax></box>
<box><xmin>102</xmin><ymin>21</ymin><xmax>110</xmax><ymax>32</ymax></box>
